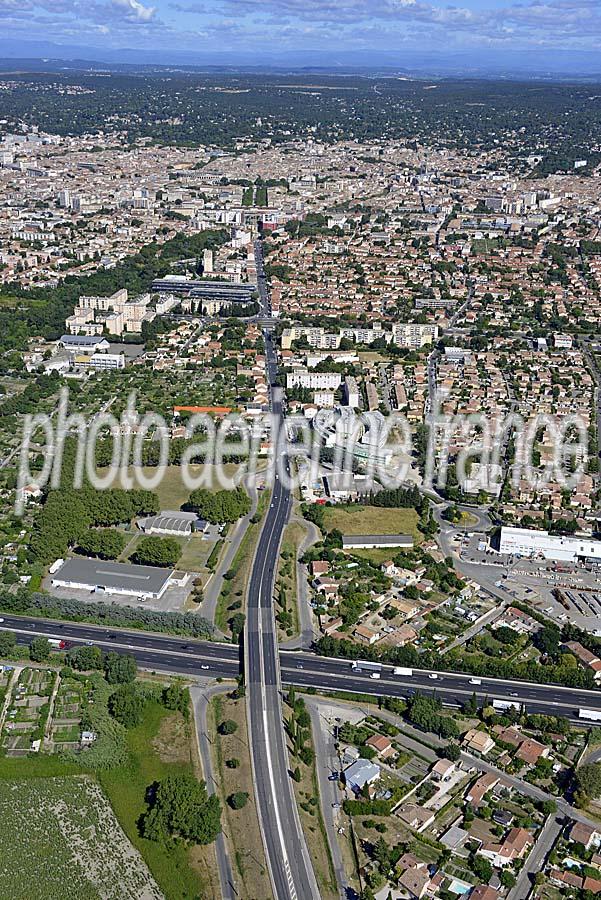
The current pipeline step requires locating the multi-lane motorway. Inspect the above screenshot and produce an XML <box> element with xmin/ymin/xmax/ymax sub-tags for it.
<box><xmin>244</xmin><ymin>241</ymin><xmax>319</xmax><ymax>899</ymax></box>
<box><xmin>3</xmin><ymin>615</ymin><xmax>601</xmax><ymax>723</ymax></box>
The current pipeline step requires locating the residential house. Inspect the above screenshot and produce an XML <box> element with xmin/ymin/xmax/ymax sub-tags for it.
<box><xmin>397</xmin><ymin>803</ymin><xmax>436</xmax><ymax>833</ymax></box>
<box><xmin>478</xmin><ymin>827</ymin><xmax>533</xmax><ymax>868</ymax></box>
<box><xmin>398</xmin><ymin>863</ymin><xmax>431</xmax><ymax>900</ymax></box>
<box><xmin>466</xmin><ymin>773</ymin><xmax>500</xmax><ymax>807</ymax></box>
<box><xmin>463</xmin><ymin>729</ymin><xmax>495</xmax><ymax>756</ymax></box>
<box><xmin>564</xmin><ymin>641</ymin><xmax>601</xmax><ymax>681</ymax></box>
<box><xmin>344</xmin><ymin>759</ymin><xmax>380</xmax><ymax>793</ymax></box>
<box><xmin>354</xmin><ymin>624</ymin><xmax>382</xmax><ymax>645</ymax></box>
<box><xmin>570</xmin><ymin>821</ymin><xmax>601</xmax><ymax>851</ymax></box>
<box><xmin>431</xmin><ymin>759</ymin><xmax>456</xmax><ymax>782</ymax></box>
<box><xmin>365</xmin><ymin>734</ymin><xmax>395</xmax><ymax>760</ymax></box>
<box><xmin>470</xmin><ymin>888</ymin><xmax>500</xmax><ymax>900</ymax></box>
<box><xmin>515</xmin><ymin>738</ymin><xmax>548</xmax><ymax>766</ymax></box>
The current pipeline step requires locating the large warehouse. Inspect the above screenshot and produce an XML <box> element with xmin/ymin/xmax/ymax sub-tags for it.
<box><xmin>51</xmin><ymin>558</ymin><xmax>175</xmax><ymax>601</ymax></box>
<box><xmin>498</xmin><ymin>526</ymin><xmax>601</xmax><ymax>564</ymax></box>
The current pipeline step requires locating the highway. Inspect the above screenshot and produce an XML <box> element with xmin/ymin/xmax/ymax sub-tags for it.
<box><xmin>3</xmin><ymin>614</ymin><xmax>601</xmax><ymax>721</ymax></box>
<box><xmin>244</xmin><ymin>240</ymin><xmax>319</xmax><ymax>900</ymax></box>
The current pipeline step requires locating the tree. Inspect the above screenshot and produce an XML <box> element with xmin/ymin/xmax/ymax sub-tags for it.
<box><xmin>104</xmin><ymin>652</ymin><xmax>137</xmax><ymax>684</ymax></box>
<box><xmin>66</xmin><ymin>645</ymin><xmax>102</xmax><ymax>671</ymax></box>
<box><xmin>576</xmin><ymin>763</ymin><xmax>601</xmax><ymax>800</ymax></box>
<box><xmin>142</xmin><ymin>774</ymin><xmax>221</xmax><ymax>845</ymax></box>
<box><xmin>470</xmin><ymin>854</ymin><xmax>493</xmax><ymax>884</ymax></box>
<box><xmin>225</xmin><ymin>758</ymin><xmax>240</xmax><ymax>769</ymax></box>
<box><xmin>131</xmin><ymin>536</ymin><xmax>181</xmax><ymax>568</ymax></box>
<box><xmin>360</xmin><ymin>745</ymin><xmax>377</xmax><ymax>760</ymax></box>
<box><xmin>186</xmin><ymin>487</ymin><xmax>250</xmax><ymax>525</ymax></box>
<box><xmin>162</xmin><ymin>684</ymin><xmax>189</xmax><ymax>716</ymax></box>
<box><xmin>77</xmin><ymin>528</ymin><xmax>126</xmax><ymax>560</ymax></box>
<box><xmin>109</xmin><ymin>683</ymin><xmax>146</xmax><ymax>727</ymax></box>
<box><xmin>0</xmin><ymin>630</ymin><xmax>16</xmax><ymax>658</ymax></box>
<box><xmin>500</xmin><ymin>871</ymin><xmax>516</xmax><ymax>889</ymax></box>
<box><xmin>29</xmin><ymin>637</ymin><xmax>50</xmax><ymax>662</ymax></box>
<box><xmin>439</xmin><ymin>742</ymin><xmax>461</xmax><ymax>762</ymax></box>
<box><xmin>227</xmin><ymin>791</ymin><xmax>249</xmax><ymax>810</ymax></box>
<box><xmin>218</xmin><ymin>719</ymin><xmax>238</xmax><ymax>736</ymax></box>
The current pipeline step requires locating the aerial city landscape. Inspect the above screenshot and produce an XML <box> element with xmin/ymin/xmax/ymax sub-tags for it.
<box><xmin>1</xmin><ymin>2</ymin><xmax>601</xmax><ymax>899</ymax></box>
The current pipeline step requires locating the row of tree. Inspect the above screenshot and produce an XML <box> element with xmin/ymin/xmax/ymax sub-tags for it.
<box><xmin>186</xmin><ymin>486</ymin><xmax>250</xmax><ymax>524</ymax></box>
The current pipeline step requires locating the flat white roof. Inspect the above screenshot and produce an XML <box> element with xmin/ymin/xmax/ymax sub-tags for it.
<box><xmin>499</xmin><ymin>526</ymin><xmax>601</xmax><ymax>561</ymax></box>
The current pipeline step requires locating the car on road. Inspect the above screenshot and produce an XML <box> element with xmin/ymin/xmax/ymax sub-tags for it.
<box><xmin>469</xmin><ymin>678</ymin><xmax>482</xmax><ymax>685</ymax></box>
<box><xmin>370</xmin><ymin>672</ymin><xmax>381</xmax><ymax>680</ymax></box>
<box><xmin>429</xmin><ymin>673</ymin><xmax>439</xmax><ymax>680</ymax></box>
<box><xmin>0</xmin><ymin>618</ymin><xmax>4</xmax><ymax>623</ymax></box>
<box><xmin>200</xmin><ymin>665</ymin><xmax>210</xmax><ymax>670</ymax></box>
<box><xmin>296</xmin><ymin>663</ymin><xmax>303</xmax><ymax>669</ymax></box>
<box><xmin>328</xmin><ymin>772</ymin><xmax>339</xmax><ymax>781</ymax></box>
<box><xmin>509</xmin><ymin>691</ymin><xmax>518</xmax><ymax>697</ymax></box>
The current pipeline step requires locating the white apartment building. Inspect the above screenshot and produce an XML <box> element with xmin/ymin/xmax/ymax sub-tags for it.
<box><xmin>392</xmin><ymin>323</ymin><xmax>439</xmax><ymax>349</ymax></box>
<box><xmin>287</xmin><ymin>369</ymin><xmax>342</xmax><ymax>391</ymax></box>
<box><xmin>344</xmin><ymin>376</ymin><xmax>361</xmax><ymax>407</ymax></box>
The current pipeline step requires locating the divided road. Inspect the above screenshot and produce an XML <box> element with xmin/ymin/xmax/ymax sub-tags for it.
<box><xmin>243</xmin><ymin>241</ymin><xmax>319</xmax><ymax>900</ymax></box>
<box><xmin>2</xmin><ymin>615</ymin><xmax>601</xmax><ymax>722</ymax></box>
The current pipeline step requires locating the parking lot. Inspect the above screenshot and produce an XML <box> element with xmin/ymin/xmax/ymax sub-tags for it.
<box><xmin>43</xmin><ymin>577</ymin><xmax>193</xmax><ymax>614</ymax></box>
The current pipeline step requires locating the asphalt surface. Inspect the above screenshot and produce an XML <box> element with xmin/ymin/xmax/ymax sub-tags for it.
<box><xmin>3</xmin><ymin>615</ymin><xmax>601</xmax><ymax>722</ymax></box>
<box><xmin>243</xmin><ymin>241</ymin><xmax>319</xmax><ymax>900</ymax></box>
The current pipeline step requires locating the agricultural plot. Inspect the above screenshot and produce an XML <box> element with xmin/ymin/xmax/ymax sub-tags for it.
<box><xmin>48</xmin><ymin>675</ymin><xmax>93</xmax><ymax>751</ymax></box>
<box><xmin>0</xmin><ymin>777</ymin><xmax>164</xmax><ymax>900</ymax></box>
<box><xmin>2</xmin><ymin>668</ymin><xmax>55</xmax><ymax>756</ymax></box>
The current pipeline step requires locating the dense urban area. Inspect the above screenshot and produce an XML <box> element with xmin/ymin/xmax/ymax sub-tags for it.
<box><xmin>0</xmin><ymin>69</ymin><xmax>601</xmax><ymax>900</ymax></box>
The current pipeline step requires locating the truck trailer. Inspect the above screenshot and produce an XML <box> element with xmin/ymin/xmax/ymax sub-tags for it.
<box><xmin>578</xmin><ymin>708</ymin><xmax>601</xmax><ymax>722</ymax></box>
<box><xmin>351</xmin><ymin>660</ymin><xmax>382</xmax><ymax>673</ymax></box>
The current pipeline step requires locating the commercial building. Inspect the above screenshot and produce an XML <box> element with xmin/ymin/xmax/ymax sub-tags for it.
<box><xmin>498</xmin><ymin>526</ymin><xmax>601</xmax><ymax>563</ymax></box>
<box><xmin>51</xmin><ymin>558</ymin><xmax>175</xmax><ymax>601</ymax></box>
<box><xmin>138</xmin><ymin>510</ymin><xmax>207</xmax><ymax>537</ymax></box>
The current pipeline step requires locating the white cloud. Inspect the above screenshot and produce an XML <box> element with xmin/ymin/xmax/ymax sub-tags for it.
<box><xmin>110</xmin><ymin>0</ymin><xmax>156</xmax><ymax>22</ymax></box>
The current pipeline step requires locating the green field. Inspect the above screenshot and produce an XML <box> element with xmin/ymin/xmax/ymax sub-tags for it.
<box><xmin>0</xmin><ymin>777</ymin><xmax>162</xmax><ymax>900</ymax></box>
<box><xmin>322</xmin><ymin>505</ymin><xmax>421</xmax><ymax>542</ymax></box>
<box><xmin>99</xmin><ymin>701</ymin><xmax>208</xmax><ymax>900</ymax></box>
<box><xmin>97</xmin><ymin>463</ymin><xmax>247</xmax><ymax>510</ymax></box>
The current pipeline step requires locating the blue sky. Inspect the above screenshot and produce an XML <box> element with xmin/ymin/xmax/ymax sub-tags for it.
<box><xmin>0</xmin><ymin>0</ymin><xmax>600</xmax><ymax>57</ymax></box>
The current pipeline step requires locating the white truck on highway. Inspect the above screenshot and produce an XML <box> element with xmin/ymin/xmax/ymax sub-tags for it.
<box><xmin>351</xmin><ymin>660</ymin><xmax>382</xmax><ymax>674</ymax></box>
<box><xmin>578</xmin><ymin>709</ymin><xmax>601</xmax><ymax>722</ymax></box>
<box><xmin>492</xmin><ymin>698</ymin><xmax>520</xmax><ymax>711</ymax></box>
<box><xmin>393</xmin><ymin>667</ymin><xmax>413</xmax><ymax>676</ymax></box>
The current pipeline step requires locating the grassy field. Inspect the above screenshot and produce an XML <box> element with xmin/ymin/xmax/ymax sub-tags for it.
<box><xmin>275</xmin><ymin>520</ymin><xmax>307</xmax><ymax>641</ymax></box>
<box><xmin>0</xmin><ymin>776</ymin><xmax>162</xmax><ymax>900</ymax></box>
<box><xmin>322</xmin><ymin>505</ymin><xmax>421</xmax><ymax>541</ymax></box>
<box><xmin>215</xmin><ymin>489</ymin><xmax>271</xmax><ymax>635</ymax></box>
<box><xmin>210</xmin><ymin>694</ymin><xmax>271</xmax><ymax>899</ymax></box>
<box><xmin>97</xmin><ymin>464</ymin><xmax>247</xmax><ymax>510</ymax></box>
<box><xmin>99</xmin><ymin>701</ymin><xmax>212</xmax><ymax>900</ymax></box>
